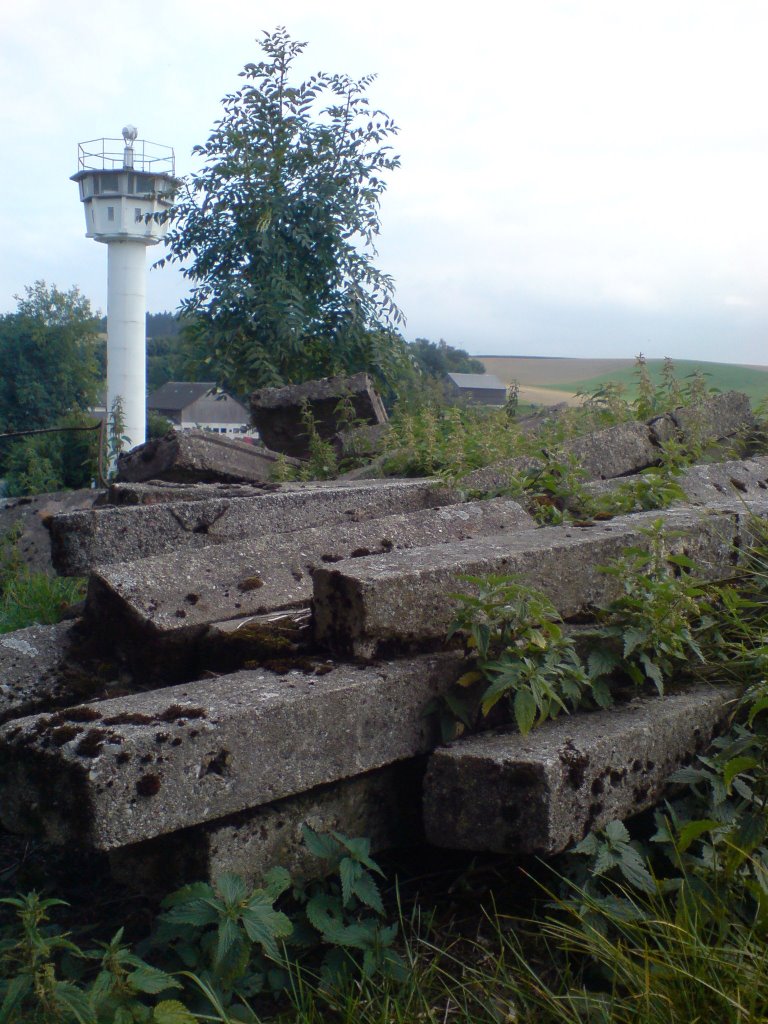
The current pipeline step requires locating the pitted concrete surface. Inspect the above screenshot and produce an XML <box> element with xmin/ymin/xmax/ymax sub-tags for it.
<box><xmin>116</xmin><ymin>430</ymin><xmax>302</xmax><ymax>484</ymax></box>
<box><xmin>423</xmin><ymin>684</ymin><xmax>739</xmax><ymax>855</ymax></box>
<box><xmin>109</xmin><ymin>762</ymin><xmax>422</xmax><ymax>888</ymax></box>
<box><xmin>586</xmin><ymin>456</ymin><xmax>768</xmax><ymax>506</ymax></box>
<box><xmin>251</xmin><ymin>372</ymin><xmax>388</xmax><ymax>459</ymax></box>
<box><xmin>0</xmin><ymin>652</ymin><xmax>464</xmax><ymax>849</ymax></box>
<box><xmin>0</xmin><ymin>621</ymin><xmax>101</xmax><ymax>725</ymax></box>
<box><xmin>313</xmin><ymin>503</ymin><xmax>754</xmax><ymax>659</ymax></box>
<box><xmin>50</xmin><ymin>478</ymin><xmax>459</xmax><ymax>575</ymax></box>
<box><xmin>87</xmin><ymin>499</ymin><xmax>535</xmax><ymax>636</ymax></box>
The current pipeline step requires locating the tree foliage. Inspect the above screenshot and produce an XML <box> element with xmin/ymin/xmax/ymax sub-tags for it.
<box><xmin>408</xmin><ymin>338</ymin><xmax>486</xmax><ymax>379</ymax></box>
<box><xmin>0</xmin><ymin>282</ymin><xmax>100</xmax><ymax>435</ymax></box>
<box><xmin>161</xmin><ymin>27</ymin><xmax>408</xmax><ymax>395</ymax></box>
<box><xmin>0</xmin><ymin>282</ymin><xmax>101</xmax><ymax>493</ymax></box>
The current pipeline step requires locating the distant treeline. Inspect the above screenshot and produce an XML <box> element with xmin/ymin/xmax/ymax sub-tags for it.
<box><xmin>98</xmin><ymin>311</ymin><xmax>182</xmax><ymax>339</ymax></box>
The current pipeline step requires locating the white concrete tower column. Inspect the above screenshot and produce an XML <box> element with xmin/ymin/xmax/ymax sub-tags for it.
<box><xmin>106</xmin><ymin>240</ymin><xmax>148</xmax><ymax>449</ymax></box>
<box><xmin>72</xmin><ymin>126</ymin><xmax>178</xmax><ymax>464</ymax></box>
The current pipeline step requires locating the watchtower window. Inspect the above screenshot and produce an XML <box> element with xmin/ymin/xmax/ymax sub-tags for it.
<box><xmin>101</xmin><ymin>173</ymin><xmax>119</xmax><ymax>193</ymax></box>
<box><xmin>107</xmin><ymin>206</ymin><xmax>115</xmax><ymax>222</ymax></box>
<box><xmin>128</xmin><ymin>173</ymin><xmax>154</xmax><ymax>194</ymax></box>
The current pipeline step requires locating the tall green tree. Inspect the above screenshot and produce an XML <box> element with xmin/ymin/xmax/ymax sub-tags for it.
<box><xmin>0</xmin><ymin>282</ymin><xmax>100</xmax><ymax>434</ymax></box>
<box><xmin>0</xmin><ymin>283</ymin><xmax>101</xmax><ymax>493</ymax></box>
<box><xmin>161</xmin><ymin>27</ymin><xmax>408</xmax><ymax>395</ymax></box>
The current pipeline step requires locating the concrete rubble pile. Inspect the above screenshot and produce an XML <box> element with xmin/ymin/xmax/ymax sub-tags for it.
<box><xmin>0</xmin><ymin>386</ymin><xmax>766</xmax><ymax>888</ymax></box>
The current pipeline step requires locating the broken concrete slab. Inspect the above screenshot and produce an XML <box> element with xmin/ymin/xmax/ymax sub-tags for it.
<box><xmin>564</xmin><ymin>421</ymin><xmax>659</xmax><ymax>480</ymax></box>
<box><xmin>116</xmin><ymin>430</ymin><xmax>302</xmax><ymax>485</ymax></box>
<box><xmin>0</xmin><ymin>652</ymin><xmax>464</xmax><ymax>849</ymax></box>
<box><xmin>454</xmin><ymin>456</ymin><xmax>544</xmax><ymax>495</ymax></box>
<box><xmin>460</xmin><ymin>394</ymin><xmax>756</xmax><ymax>497</ymax></box>
<box><xmin>109</xmin><ymin>761</ymin><xmax>423</xmax><ymax>889</ymax></box>
<box><xmin>198</xmin><ymin>610</ymin><xmax>314</xmax><ymax>675</ymax></box>
<box><xmin>313</xmin><ymin>503</ymin><xmax>761</xmax><ymax>659</ymax></box>
<box><xmin>333</xmin><ymin>423</ymin><xmax>390</xmax><ymax>461</ymax></box>
<box><xmin>105</xmin><ymin>480</ymin><xmax>284</xmax><ymax>506</ymax></box>
<box><xmin>50</xmin><ymin>478</ymin><xmax>459</xmax><ymax>576</ymax></box>
<box><xmin>0</xmin><ymin>622</ymin><xmax>92</xmax><ymax>724</ymax></box>
<box><xmin>671</xmin><ymin>391</ymin><xmax>753</xmax><ymax>445</ymax></box>
<box><xmin>251</xmin><ymin>372</ymin><xmax>388</xmax><ymax>459</ymax></box>
<box><xmin>585</xmin><ymin>456</ymin><xmax>768</xmax><ymax>507</ymax></box>
<box><xmin>86</xmin><ymin>499</ymin><xmax>536</xmax><ymax>640</ymax></box>
<box><xmin>422</xmin><ymin>683</ymin><xmax>739</xmax><ymax>856</ymax></box>
<box><xmin>0</xmin><ymin>489</ymin><xmax>98</xmax><ymax>575</ymax></box>
<box><xmin>458</xmin><ymin>422</ymin><xmax>660</xmax><ymax>494</ymax></box>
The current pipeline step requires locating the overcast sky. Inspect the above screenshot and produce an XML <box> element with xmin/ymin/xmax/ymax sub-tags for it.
<box><xmin>2</xmin><ymin>0</ymin><xmax>767</xmax><ymax>365</ymax></box>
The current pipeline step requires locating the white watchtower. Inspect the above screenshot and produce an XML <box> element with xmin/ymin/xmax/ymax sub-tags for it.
<box><xmin>72</xmin><ymin>127</ymin><xmax>178</xmax><ymax>452</ymax></box>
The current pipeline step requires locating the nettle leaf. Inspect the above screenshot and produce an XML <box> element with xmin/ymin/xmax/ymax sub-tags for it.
<box><xmin>456</xmin><ymin>669</ymin><xmax>483</xmax><ymax>688</ymax></box>
<box><xmin>513</xmin><ymin>688</ymin><xmax>537</xmax><ymax>735</ymax></box>
<box><xmin>263</xmin><ymin>866</ymin><xmax>292</xmax><ymax>901</ymax></box>
<box><xmin>161</xmin><ymin>882</ymin><xmax>214</xmax><ymax>910</ymax></box>
<box><xmin>351</xmin><ymin>871</ymin><xmax>384</xmax><ymax>915</ymax></box>
<box><xmin>669</xmin><ymin>766</ymin><xmax>708</xmax><ymax>784</ymax></box>
<box><xmin>339</xmin><ymin>857</ymin><xmax>361</xmax><ymax>907</ymax></box>
<box><xmin>667</xmin><ymin>553</ymin><xmax>698</xmax><ymax>570</ymax></box>
<box><xmin>604</xmin><ymin>820</ymin><xmax>631</xmax><ymax>845</ymax></box>
<box><xmin>638</xmin><ymin>653</ymin><xmax>664</xmax><ymax>695</ymax></box>
<box><xmin>676</xmin><ymin>818</ymin><xmax>721</xmax><ymax>852</ymax></box>
<box><xmin>305</xmin><ymin>893</ymin><xmax>348</xmax><ymax>944</ymax></box>
<box><xmin>573</xmin><ymin>833</ymin><xmax>598</xmax><ymax>856</ymax></box>
<box><xmin>587</xmin><ymin>647</ymin><xmax>620</xmax><ymax>679</ymax></box>
<box><xmin>732</xmin><ymin>810</ymin><xmax>768</xmax><ymax>854</ymax></box>
<box><xmin>160</xmin><ymin>899</ymin><xmax>219</xmax><ymax>929</ymax></box>
<box><xmin>0</xmin><ymin>974</ymin><xmax>32</xmax><ymax>1021</ymax></box>
<box><xmin>747</xmin><ymin>696</ymin><xmax>768</xmax><ymax>726</ymax></box>
<box><xmin>52</xmin><ymin>981</ymin><xmax>97</xmax><ymax>1024</ymax></box>
<box><xmin>129</xmin><ymin>965</ymin><xmax>181</xmax><ymax>995</ymax></box>
<box><xmin>618</xmin><ymin>845</ymin><xmax>656</xmax><ymax>894</ymax></box>
<box><xmin>594</xmin><ymin>844</ymin><xmax>621</xmax><ymax>875</ymax></box>
<box><xmin>590</xmin><ymin>677</ymin><xmax>613</xmax><ymax>709</ymax></box>
<box><xmin>302</xmin><ymin>825</ymin><xmax>341</xmax><ymax>861</ymax></box>
<box><xmin>331</xmin><ymin>832</ymin><xmax>382</xmax><ymax>874</ymax></box>
<box><xmin>216</xmin><ymin>872</ymin><xmax>248</xmax><ymax>906</ymax></box>
<box><xmin>480</xmin><ymin>674</ymin><xmax>515</xmax><ymax>717</ymax></box>
<box><xmin>153</xmin><ymin>1001</ymin><xmax>197</xmax><ymax>1024</ymax></box>
<box><xmin>442</xmin><ymin>690</ymin><xmax>476</xmax><ymax>729</ymax></box>
<box><xmin>622</xmin><ymin>627</ymin><xmax>647</xmax><ymax>658</ymax></box>
<box><xmin>240</xmin><ymin>898</ymin><xmax>292</xmax><ymax>960</ymax></box>
<box><xmin>215</xmin><ymin>915</ymin><xmax>241</xmax><ymax>966</ymax></box>
<box><xmin>723</xmin><ymin>756</ymin><xmax>758</xmax><ymax>792</ymax></box>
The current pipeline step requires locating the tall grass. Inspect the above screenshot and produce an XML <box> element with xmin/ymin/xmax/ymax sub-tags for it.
<box><xmin>0</xmin><ymin>526</ymin><xmax>84</xmax><ymax>633</ymax></box>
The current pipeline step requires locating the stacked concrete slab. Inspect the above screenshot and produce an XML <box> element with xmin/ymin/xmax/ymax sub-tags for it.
<box><xmin>0</xmin><ymin>389</ymin><xmax>764</xmax><ymax>888</ymax></box>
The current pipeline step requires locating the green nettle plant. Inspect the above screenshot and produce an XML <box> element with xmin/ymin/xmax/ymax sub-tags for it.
<box><xmin>0</xmin><ymin>891</ymin><xmax>189</xmax><ymax>1024</ymax></box>
<box><xmin>148</xmin><ymin>828</ymin><xmax>402</xmax><ymax>1016</ymax></box>
<box><xmin>444</xmin><ymin>576</ymin><xmax>609</xmax><ymax>739</ymax></box>
<box><xmin>150</xmin><ymin>869</ymin><xmax>293</xmax><ymax>1017</ymax></box>
<box><xmin>441</xmin><ymin>521</ymin><xmax>724</xmax><ymax>741</ymax></box>
<box><xmin>0</xmin><ymin>830</ymin><xmax>403</xmax><ymax>1023</ymax></box>
<box><xmin>294</xmin><ymin>827</ymin><xmax>405</xmax><ymax>987</ymax></box>
<box><xmin>585</xmin><ymin>520</ymin><xmax>714</xmax><ymax>696</ymax></box>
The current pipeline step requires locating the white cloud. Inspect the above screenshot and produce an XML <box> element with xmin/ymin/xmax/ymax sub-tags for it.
<box><xmin>2</xmin><ymin>0</ymin><xmax>768</xmax><ymax>365</ymax></box>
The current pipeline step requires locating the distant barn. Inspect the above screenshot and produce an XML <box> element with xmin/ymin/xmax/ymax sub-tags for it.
<box><xmin>445</xmin><ymin>372</ymin><xmax>507</xmax><ymax>406</ymax></box>
<box><xmin>147</xmin><ymin>382</ymin><xmax>251</xmax><ymax>435</ymax></box>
